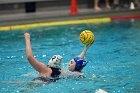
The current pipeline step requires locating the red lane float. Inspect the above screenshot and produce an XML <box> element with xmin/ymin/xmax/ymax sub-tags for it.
<box><xmin>111</xmin><ymin>15</ymin><xmax>140</xmax><ymax>21</ymax></box>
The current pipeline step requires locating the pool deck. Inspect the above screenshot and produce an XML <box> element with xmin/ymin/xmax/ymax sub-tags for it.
<box><xmin>0</xmin><ymin>7</ymin><xmax>140</xmax><ymax>27</ymax></box>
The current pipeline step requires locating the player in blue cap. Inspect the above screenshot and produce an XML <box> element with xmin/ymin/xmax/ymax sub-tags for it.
<box><xmin>66</xmin><ymin>44</ymin><xmax>92</xmax><ymax>77</ymax></box>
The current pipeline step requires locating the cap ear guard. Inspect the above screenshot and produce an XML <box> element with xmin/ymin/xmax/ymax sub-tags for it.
<box><xmin>48</xmin><ymin>55</ymin><xmax>63</xmax><ymax>69</ymax></box>
<box><xmin>73</xmin><ymin>57</ymin><xmax>87</xmax><ymax>71</ymax></box>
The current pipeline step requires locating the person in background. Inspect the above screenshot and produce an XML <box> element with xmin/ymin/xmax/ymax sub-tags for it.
<box><xmin>94</xmin><ymin>0</ymin><xmax>111</xmax><ymax>12</ymax></box>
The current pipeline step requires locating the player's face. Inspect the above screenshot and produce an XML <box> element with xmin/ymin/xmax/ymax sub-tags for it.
<box><xmin>68</xmin><ymin>59</ymin><xmax>76</xmax><ymax>71</ymax></box>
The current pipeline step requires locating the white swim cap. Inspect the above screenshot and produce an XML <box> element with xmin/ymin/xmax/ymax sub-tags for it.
<box><xmin>48</xmin><ymin>55</ymin><xmax>63</xmax><ymax>69</ymax></box>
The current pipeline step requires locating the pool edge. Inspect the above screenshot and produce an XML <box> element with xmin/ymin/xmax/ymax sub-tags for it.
<box><xmin>0</xmin><ymin>15</ymin><xmax>140</xmax><ymax>31</ymax></box>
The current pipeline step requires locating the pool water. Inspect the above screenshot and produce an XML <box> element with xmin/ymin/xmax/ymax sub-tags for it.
<box><xmin>0</xmin><ymin>19</ymin><xmax>140</xmax><ymax>93</ymax></box>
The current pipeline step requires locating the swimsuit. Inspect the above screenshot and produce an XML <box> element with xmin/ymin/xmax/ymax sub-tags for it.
<box><xmin>50</xmin><ymin>67</ymin><xmax>61</xmax><ymax>78</ymax></box>
<box><xmin>33</xmin><ymin>67</ymin><xmax>61</xmax><ymax>82</ymax></box>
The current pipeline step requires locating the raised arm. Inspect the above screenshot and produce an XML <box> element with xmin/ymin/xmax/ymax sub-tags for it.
<box><xmin>78</xmin><ymin>44</ymin><xmax>92</xmax><ymax>58</ymax></box>
<box><xmin>24</xmin><ymin>33</ymin><xmax>50</xmax><ymax>74</ymax></box>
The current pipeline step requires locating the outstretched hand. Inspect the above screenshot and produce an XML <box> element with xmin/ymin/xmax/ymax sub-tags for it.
<box><xmin>24</xmin><ymin>33</ymin><xmax>30</xmax><ymax>40</ymax></box>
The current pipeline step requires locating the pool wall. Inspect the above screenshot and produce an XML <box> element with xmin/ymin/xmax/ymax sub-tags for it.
<box><xmin>0</xmin><ymin>15</ymin><xmax>140</xmax><ymax>31</ymax></box>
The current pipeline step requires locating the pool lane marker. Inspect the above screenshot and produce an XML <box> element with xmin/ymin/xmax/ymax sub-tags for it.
<box><xmin>111</xmin><ymin>15</ymin><xmax>140</xmax><ymax>21</ymax></box>
<box><xmin>0</xmin><ymin>15</ymin><xmax>140</xmax><ymax>31</ymax></box>
<box><xmin>0</xmin><ymin>17</ymin><xmax>111</xmax><ymax>31</ymax></box>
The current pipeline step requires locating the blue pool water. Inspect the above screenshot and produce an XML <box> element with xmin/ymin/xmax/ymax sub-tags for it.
<box><xmin>0</xmin><ymin>19</ymin><xmax>140</xmax><ymax>93</ymax></box>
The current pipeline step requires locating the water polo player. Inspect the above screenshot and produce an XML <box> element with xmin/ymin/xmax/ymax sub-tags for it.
<box><xmin>66</xmin><ymin>44</ymin><xmax>92</xmax><ymax>77</ymax></box>
<box><xmin>65</xmin><ymin>30</ymin><xmax>94</xmax><ymax>77</ymax></box>
<box><xmin>24</xmin><ymin>33</ymin><xmax>63</xmax><ymax>82</ymax></box>
<box><xmin>24</xmin><ymin>31</ymin><xmax>94</xmax><ymax>81</ymax></box>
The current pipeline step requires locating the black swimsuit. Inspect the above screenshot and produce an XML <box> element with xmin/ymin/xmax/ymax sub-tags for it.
<box><xmin>33</xmin><ymin>67</ymin><xmax>61</xmax><ymax>82</ymax></box>
<box><xmin>50</xmin><ymin>67</ymin><xmax>61</xmax><ymax>78</ymax></box>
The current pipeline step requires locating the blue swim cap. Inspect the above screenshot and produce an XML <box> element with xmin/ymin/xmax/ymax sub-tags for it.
<box><xmin>73</xmin><ymin>57</ymin><xmax>87</xmax><ymax>71</ymax></box>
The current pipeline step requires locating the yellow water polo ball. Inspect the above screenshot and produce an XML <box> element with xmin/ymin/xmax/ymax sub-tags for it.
<box><xmin>80</xmin><ymin>30</ymin><xmax>94</xmax><ymax>45</ymax></box>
